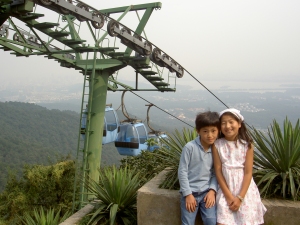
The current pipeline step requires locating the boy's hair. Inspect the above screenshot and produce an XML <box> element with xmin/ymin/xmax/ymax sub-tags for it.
<box><xmin>195</xmin><ymin>111</ymin><xmax>220</xmax><ymax>131</ymax></box>
<box><xmin>219</xmin><ymin>111</ymin><xmax>253</xmax><ymax>147</ymax></box>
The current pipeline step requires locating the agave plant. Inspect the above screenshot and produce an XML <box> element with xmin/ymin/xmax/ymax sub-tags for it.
<box><xmin>20</xmin><ymin>207</ymin><xmax>71</xmax><ymax>225</ymax></box>
<box><xmin>83</xmin><ymin>166</ymin><xmax>141</xmax><ymax>225</ymax></box>
<box><xmin>251</xmin><ymin>118</ymin><xmax>300</xmax><ymax>200</ymax></box>
<box><xmin>156</xmin><ymin>128</ymin><xmax>197</xmax><ymax>189</ymax></box>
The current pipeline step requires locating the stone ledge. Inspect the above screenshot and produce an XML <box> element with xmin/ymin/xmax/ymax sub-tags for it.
<box><xmin>137</xmin><ymin>169</ymin><xmax>300</xmax><ymax>225</ymax></box>
<box><xmin>262</xmin><ymin>199</ymin><xmax>300</xmax><ymax>225</ymax></box>
<box><xmin>59</xmin><ymin>204</ymin><xmax>94</xmax><ymax>225</ymax></box>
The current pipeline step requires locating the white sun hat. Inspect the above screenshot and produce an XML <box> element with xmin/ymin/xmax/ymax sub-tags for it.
<box><xmin>219</xmin><ymin>108</ymin><xmax>244</xmax><ymax>121</ymax></box>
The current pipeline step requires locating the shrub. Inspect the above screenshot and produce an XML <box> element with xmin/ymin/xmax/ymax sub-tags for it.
<box><xmin>0</xmin><ymin>158</ymin><xmax>76</xmax><ymax>223</ymax></box>
<box><xmin>251</xmin><ymin>118</ymin><xmax>300</xmax><ymax>200</ymax></box>
<box><xmin>120</xmin><ymin>149</ymin><xmax>165</xmax><ymax>186</ymax></box>
<box><xmin>82</xmin><ymin>166</ymin><xmax>142</xmax><ymax>225</ymax></box>
<box><xmin>20</xmin><ymin>207</ymin><xmax>71</xmax><ymax>225</ymax></box>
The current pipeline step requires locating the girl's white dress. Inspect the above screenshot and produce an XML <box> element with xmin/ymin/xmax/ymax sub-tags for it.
<box><xmin>214</xmin><ymin>138</ymin><xmax>267</xmax><ymax>225</ymax></box>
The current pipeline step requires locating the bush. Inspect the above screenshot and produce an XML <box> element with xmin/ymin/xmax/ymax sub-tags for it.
<box><xmin>120</xmin><ymin>149</ymin><xmax>165</xmax><ymax>186</ymax></box>
<box><xmin>251</xmin><ymin>118</ymin><xmax>300</xmax><ymax>200</ymax></box>
<box><xmin>0</xmin><ymin>158</ymin><xmax>76</xmax><ymax>223</ymax></box>
<box><xmin>82</xmin><ymin>166</ymin><xmax>143</xmax><ymax>225</ymax></box>
<box><xmin>20</xmin><ymin>207</ymin><xmax>71</xmax><ymax>225</ymax></box>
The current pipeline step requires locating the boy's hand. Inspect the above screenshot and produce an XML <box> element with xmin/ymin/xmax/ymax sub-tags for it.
<box><xmin>204</xmin><ymin>189</ymin><xmax>216</xmax><ymax>208</ymax></box>
<box><xmin>185</xmin><ymin>194</ymin><xmax>197</xmax><ymax>212</ymax></box>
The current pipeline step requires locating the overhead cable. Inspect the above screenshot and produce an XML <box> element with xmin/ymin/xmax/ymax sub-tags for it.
<box><xmin>129</xmin><ymin>91</ymin><xmax>194</xmax><ymax>128</ymax></box>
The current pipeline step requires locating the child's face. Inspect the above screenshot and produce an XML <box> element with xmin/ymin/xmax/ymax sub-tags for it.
<box><xmin>197</xmin><ymin>126</ymin><xmax>219</xmax><ymax>149</ymax></box>
<box><xmin>220</xmin><ymin>114</ymin><xmax>241</xmax><ymax>141</ymax></box>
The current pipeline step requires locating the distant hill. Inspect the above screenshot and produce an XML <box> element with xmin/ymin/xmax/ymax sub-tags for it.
<box><xmin>0</xmin><ymin>102</ymin><xmax>124</xmax><ymax>192</ymax></box>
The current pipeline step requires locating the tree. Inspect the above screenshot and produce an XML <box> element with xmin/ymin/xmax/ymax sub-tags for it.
<box><xmin>0</xmin><ymin>158</ymin><xmax>76</xmax><ymax>223</ymax></box>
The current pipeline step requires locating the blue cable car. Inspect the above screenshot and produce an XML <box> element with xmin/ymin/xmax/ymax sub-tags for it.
<box><xmin>81</xmin><ymin>105</ymin><xmax>119</xmax><ymax>145</ymax></box>
<box><xmin>103</xmin><ymin>106</ymin><xmax>120</xmax><ymax>144</ymax></box>
<box><xmin>115</xmin><ymin>122</ymin><xmax>148</xmax><ymax>156</ymax></box>
<box><xmin>80</xmin><ymin>93</ymin><xmax>168</xmax><ymax>156</ymax></box>
<box><xmin>114</xmin><ymin>95</ymin><xmax>169</xmax><ymax>156</ymax></box>
<box><xmin>114</xmin><ymin>91</ymin><xmax>150</xmax><ymax>156</ymax></box>
<box><xmin>147</xmin><ymin>132</ymin><xmax>168</xmax><ymax>152</ymax></box>
<box><xmin>144</xmin><ymin>103</ymin><xmax>169</xmax><ymax>152</ymax></box>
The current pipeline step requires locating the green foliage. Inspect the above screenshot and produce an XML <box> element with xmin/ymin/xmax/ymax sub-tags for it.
<box><xmin>120</xmin><ymin>149</ymin><xmax>165</xmax><ymax>186</ymax></box>
<box><xmin>156</xmin><ymin>128</ymin><xmax>197</xmax><ymax>190</ymax></box>
<box><xmin>20</xmin><ymin>207</ymin><xmax>71</xmax><ymax>225</ymax></box>
<box><xmin>0</xmin><ymin>101</ymin><xmax>79</xmax><ymax>191</ymax></box>
<box><xmin>145</xmin><ymin>138</ymin><xmax>158</xmax><ymax>147</ymax></box>
<box><xmin>0</xmin><ymin>102</ymin><xmax>125</xmax><ymax>191</ymax></box>
<box><xmin>251</xmin><ymin>117</ymin><xmax>300</xmax><ymax>200</ymax></box>
<box><xmin>82</xmin><ymin>166</ymin><xmax>142</xmax><ymax>225</ymax></box>
<box><xmin>0</xmin><ymin>158</ymin><xmax>76</xmax><ymax>223</ymax></box>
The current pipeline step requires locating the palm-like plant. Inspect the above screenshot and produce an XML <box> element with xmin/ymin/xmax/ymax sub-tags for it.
<box><xmin>20</xmin><ymin>207</ymin><xmax>71</xmax><ymax>225</ymax></box>
<box><xmin>156</xmin><ymin>128</ymin><xmax>197</xmax><ymax>189</ymax></box>
<box><xmin>251</xmin><ymin>118</ymin><xmax>300</xmax><ymax>200</ymax></box>
<box><xmin>83</xmin><ymin>166</ymin><xmax>141</xmax><ymax>225</ymax></box>
<box><xmin>145</xmin><ymin>138</ymin><xmax>158</xmax><ymax>147</ymax></box>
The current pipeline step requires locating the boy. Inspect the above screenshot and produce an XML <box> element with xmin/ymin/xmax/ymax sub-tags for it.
<box><xmin>178</xmin><ymin>111</ymin><xmax>219</xmax><ymax>225</ymax></box>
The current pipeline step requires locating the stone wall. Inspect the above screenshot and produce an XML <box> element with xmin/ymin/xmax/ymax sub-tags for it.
<box><xmin>59</xmin><ymin>169</ymin><xmax>300</xmax><ymax>225</ymax></box>
<box><xmin>137</xmin><ymin>169</ymin><xmax>300</xmax><ymax>225</ymax></box>
<box><xmin>59</xmin><ymin>204</ymin><xmax>94</xmax><ymax>225</ymax></box>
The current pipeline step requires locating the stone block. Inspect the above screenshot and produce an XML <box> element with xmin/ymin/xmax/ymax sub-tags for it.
<box><xmin>262</xmin><ymin>199</ymin><xmax>300</xmax><ymax>225</ymax></box>
<box><xmin>137</xmin><ymin>169</ymin><xmax>203</xmax><ymax>225</ymax></box>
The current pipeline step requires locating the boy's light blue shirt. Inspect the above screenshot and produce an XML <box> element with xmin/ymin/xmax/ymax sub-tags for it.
<box><xmin>178</xmin><ymin>136</ymin><xmax>218</xmax><ymax>197</ymax></box>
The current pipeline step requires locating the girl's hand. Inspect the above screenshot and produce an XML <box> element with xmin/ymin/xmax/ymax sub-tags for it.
<box><xmin>228</xmin><ymin>196</ymin><xmax>241</xmax><ymax>212</ymax></box>
<box><xmin>225</xmin><ymin>195</ymin><xmax>235</xmax><ymax>206</ymax></box>
<box><xmin>185</xmin><ymin>194</ymin><xmax>197</xmax><ymax>213</ymax></box>
<box><xmin>204</xmin><ymin>190</ymin><xmax>216</xmax><ymax>208</ymax></box>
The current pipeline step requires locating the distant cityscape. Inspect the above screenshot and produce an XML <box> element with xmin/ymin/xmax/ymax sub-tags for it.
<box><xmin>0</xmin><ymin>83</ymin><xmax>82</xmax><ymax>103</ymax></box>
<box><xmin>1</xmin><ymin>82</ymin><xmax>300</xmax><ymax>131</ymax></box>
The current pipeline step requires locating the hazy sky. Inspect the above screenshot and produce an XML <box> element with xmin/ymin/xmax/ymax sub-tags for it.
<box><xmin>1</xmin><ymin>0</ymin><xmax>300</xmax><ymax>90</ymax></box>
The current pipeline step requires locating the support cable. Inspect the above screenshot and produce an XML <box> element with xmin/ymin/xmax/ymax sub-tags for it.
<box><xmin>127</xmin><ymin>70</ymin><xmax>252</xmax><ymax>130</ymax></box>
<box><xmin>184</xmin><ymin>69</ymin><xmax>252</xmax><ymax>129</ymax></box>
<box><xmin>184</xmin><ymin>68</ymin><xmax>229</xmax><ymax>109</ymax></box>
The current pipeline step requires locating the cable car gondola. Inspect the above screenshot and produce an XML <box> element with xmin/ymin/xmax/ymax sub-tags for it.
<box><xmin>81</xmin><ymin>104</ymin><xmax>120</xmax><ymax>145</ymax></box>
<box><xmin>115</xmin><ymin>122</ymin><xmax>148</xmax><ymax>156</ymax></box>
<box><xmin>114</xmin><ymin>92</ymin><xmax>168</xmax><ymax>156</ymax></box>
<box><xmin>114</xmin><ymin>91</ymin><xmax>148</xmax><ymax>156</ymax></box>
<box><xmin>147</xmin><ymin>133</ymin><xmax>168</xmax><ymax>152</ymax></box>
<box><xmin>103</xmin><ymin>104</ymin><xmax>120</xmax><ymax>145</ymax></box>
<box><xmin>145</xmin><ymin>103</ymin><xmax>169</xmax><ymax>152</ymax></box>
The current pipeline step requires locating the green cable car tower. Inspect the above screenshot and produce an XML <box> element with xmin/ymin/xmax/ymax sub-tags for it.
<box><xmin>0</xmin><ymin>0</ymin><xmax>184</xmax><ymax>208</ymax></box>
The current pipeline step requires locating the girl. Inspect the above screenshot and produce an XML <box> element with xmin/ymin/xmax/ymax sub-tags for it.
<box><xmin>212</xmin><ymin>108</ymin><xmax>266</xmax><ymax>225</ymax></box>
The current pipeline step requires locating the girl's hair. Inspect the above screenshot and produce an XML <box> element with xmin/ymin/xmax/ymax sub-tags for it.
<box><xmin>195</xmin><ymin>111</ymin><xmax>220</xmax><ymax>131</ymax></box>
<box><xmin>219</xmin><ymin>112</ymin><xmax>253</xmax><ymax>147</ymax></box>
